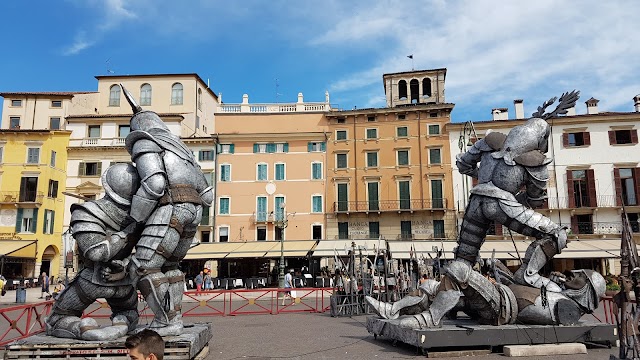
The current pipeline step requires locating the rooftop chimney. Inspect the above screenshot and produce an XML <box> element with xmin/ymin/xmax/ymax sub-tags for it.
<box><xmin>634</xmin><ymin>94</ymin><xmax>640</xmax><ymax>112</ymax></box>
<box><xmin>491</xmin><ymin>108</ymin><xmax>509</xmax><ymax>121</ymax></box>
<box><xmin>585</xmin><ymin>97</ymin><xmax>599</xmax><ymax>115</ymax></box>
<box><xmin>566</xmin><ymin>106</ymin><xmax>576</xmax><ymax>116</ymax></box>
<box><xmin>242</xmin><ymin>94</ymin><xmax>249</xmax><ymax>104</ymax></box>
<box><xmin>514</xmin><ymin>99</ymin><xmax>524</xmax><ymax>119</ymax></box>
<box><xmin>297</xmin><ymin>92</ymin><xmax>304</xmax><ymax>103</ymax></box>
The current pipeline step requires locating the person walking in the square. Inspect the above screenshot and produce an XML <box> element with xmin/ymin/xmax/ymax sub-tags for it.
<box><xmin>282</xmin><ymin>269</ymin><xmax>294</xmax><ymax>306</ymax></box>
<box><xmin>39</xmin><ymin>272</ymin><xmax>50</xmax><ymax>299</ymax></box>
<box><xmin>194</xmin><ymin>271</ymin><xmax>204</xmax><ymax>295</ymax></box>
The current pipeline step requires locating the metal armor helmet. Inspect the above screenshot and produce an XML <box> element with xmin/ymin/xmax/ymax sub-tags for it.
<box><xmin>101</xmin><ymin>163</ymin><xmax>141</xmax><ymax>206</ymax></box>
<box><xmin>491</xmin><ymin>117</ymin><xmax>551</xmax><ymax>166</ymax></box>
<box><xmin>575</xmin><ymin>269</ymin><xmax>606</xmax><ymax>300</ymax></box>
<box><xmin>120</xmin><ymin>84</ymin><xmax>169</xmax><ymax>132</ymax></box>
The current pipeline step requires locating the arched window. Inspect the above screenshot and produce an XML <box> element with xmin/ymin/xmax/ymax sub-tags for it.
<box><xmin>197</xmin><ymin>88</ymin><xmax>203</xmax><ymax>110</ymax></box>
<box><xmin>410</xmin><ymin>79</ymin><xmax>419</xmax><ymax>103</ymax></box>
<box><xmin>422</xmin><ymin>77</ymin><xmax>432</xmax><ymax>97</ymax></box>
<box><xmin>109</xmin><ymin>85</ymin><xmax>120</xmax><ymax>106</ymax></box>
<box><xmin>398</xmin><ymin>80</ymin><xmax>407</xmax><ymax>100</ymax></box>
<box><xmin>140</xmin><ymin>83</ymin><xmax>152</xmax><ymax>106</ymax></box>
<box><xmin>171</xmin><ymin>83</ymin><xmax>183</xmax><ymax>105</ymax></box>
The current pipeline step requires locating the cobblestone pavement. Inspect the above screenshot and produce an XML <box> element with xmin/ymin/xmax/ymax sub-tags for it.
<box><xmin>204</xmin><ymin>313</ymin><xmax>618</xmax><ymax>360</ymax></box>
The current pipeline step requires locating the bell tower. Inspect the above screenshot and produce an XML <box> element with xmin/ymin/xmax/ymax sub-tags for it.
<box><xmin>383</xmin><ymin>68</ymin><xmax>447</xmax><ymax>108</ymax></box>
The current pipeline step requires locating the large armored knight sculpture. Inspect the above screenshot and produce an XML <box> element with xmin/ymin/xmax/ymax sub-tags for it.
<box><xmin>45</xmin><ymin>164</ymin><xmax>141</xmax><ymax>340</ymax></box>
<box><xmin>366</xmin><ymin>91</ymin><xmax>604</xmax><ymax>328</ymax></box>
<box><xmin>103</xmin><ymin>85</ymin><xmax>213</xmax><ymax>336</ymax></box>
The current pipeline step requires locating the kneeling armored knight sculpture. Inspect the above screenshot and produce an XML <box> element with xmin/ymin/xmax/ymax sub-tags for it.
<box><xmin>46</xmin><ymin>85</ymin><xmax>213</xmax><ymax>340</ymax></box>
<box><xmin>366</xmin><ymin>91</ymin><xmax>606</xmax><ymax>329</ymax></box>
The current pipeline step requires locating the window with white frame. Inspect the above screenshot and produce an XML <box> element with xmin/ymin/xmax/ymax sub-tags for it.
<box><xmin>311</xmin><ymin>162</ymin><xmax>322</xmax><ymax>180</ymax></box>
<box><xmin>11</xmin><ymin>100</ymin><xmax>22</xmax><ymax>107</ymax></box>
<box><xmin>366</xmin><ymin>128</ymin><xmax>378</xmax><ymax>139</ymax></box>
<box><xmin>50</xmin><ymin>151</ymin><xmax>56</xmax><ymax>167</ymax></box>
<box><xmin>336</xmin><ymin>130</ymin><xmax>347</xmax><ymax>141</ymax></box>
<box><xmin>199</xmin><ymin>150</ymin><xmax>214</xmax><ymax>161</ymax></box>
<box><xmin>0</xmin><ymin>147</ymin><xmax>4</xmax><ymax>163</ymax></box>
<box><xmin>51</xmin><ymin>100</ymin><xmax>62</xmax><ymax>108</ymax></box>
<box><xmin>27</xmin><ymin>148</ymin><xmax>40</xmax><ymax>164</ymax></box>
<box><xmin>9</xmin><ymin>117</ymin><xmax>20</xmax><ymax>129</ymax></box>
<box><xmin>336</xmin><ymin>153</ymin><xmax>348</xmax><ymax>169</ymax></box>
<box><xmin>109</xmin><ymin>85</ymin><xmax>120</xmax><ymax>106</ymax></box>
<box><xmin>219</xmin><ymin>197</ymin><xmax>230</xmax><ymax>215</ymax></box>
<box><xmin>366</xmin><ymin>151</ymin><xmax>378</xmax><ymax>167</ymax></box>
<box><xmin>256</xmin><ymin>163</ymin><xmax>268</xmax><ymax>181</ymax></box>
<box><xmin>219</xmin><ymin>144</ymin><xmax>234</xmax><ymax>154</ymax></box>
<box><xmin>48</xmin><ymin>117</ymin><xmax>60</xmax><ymax>130</ymax></box>
<box><xmin>255</xmin><ymin>144</ymin><xmax>267</xmax><ymax>153</ymax></box>
<box><xmin>140</xmin><ymin>83</ymin><xmax>152</xmax><ymax>106</ymax></box>
<box><xmin>119</xmin><ymin>125</ymin><xmax>130</xmax><ymax>138</ymax></box>
<box><xmin>18</xmin><ymin>208</ymin><xmax>37</xmax><ymax>233</ymax></box>
<box><xmin>429</xmin><ymin>148</ymin><xmax>442</xmax><ymax>164</ymax></box>
<box><xmin>308</xmin><ymin>142</ymin><xmax>326</xmax><ymax>152</ymax></box>
<box><xmin>312</xmin><ymin>195</ymin><xmax>323</xmax><ymax>213</ymax></box>
<box><xmin>220</xmin><ymin>164</ymin><xmax>231</xmax><ymax>182</ymax></box>
<box><xmin>397</xmin><ymin>126</ymin><xmax>408</xmax><ymax>137</ymax></box>
<box><xmin>219</xmin><ymin>226</ymin><xmax>229</xmax><ymax>242</ymax></box>
<box><xmin>428</xmin><ymin>124</ymin><xmax>440</xmax><ymax>135</ymax></box>
<box><xmin>171</xmin><ymin>83</ymin><xmax>183</xmax><ymax>105</ymax></box>
<box><xmin>48</xmin><ymin>180</ymin><xmax>59</xmax><ymax>198</ymax></box>
<box><xmin>275</xmin><ymin>163</ymin><xmax>285</xmax><ymax>180</ymax></box>
<box><xmin>44</xmin><ymin>210</ymin><xmax>55</xmax><ymax>234</ymax></box>
<box><xmin>88</xmin><ymin>125</ymin><xmax>101</xmax><ymax>138</ymax></box>
<box><xmin>397</xmin><ymin>149</ymin><xmax>409</xmax><ymax>166</ymax></box>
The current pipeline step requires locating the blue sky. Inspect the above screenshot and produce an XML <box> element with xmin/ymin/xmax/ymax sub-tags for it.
<box><xmin>1</xmin><ymin>0</ymin><xmax>639</xmax><ymax>122</ymax></box>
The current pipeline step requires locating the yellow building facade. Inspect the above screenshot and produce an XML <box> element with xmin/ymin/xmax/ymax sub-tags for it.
<box><xmin>0</xmin><ymin>129</ymin><xmax>70</xmax><ymax>280</ymax></box>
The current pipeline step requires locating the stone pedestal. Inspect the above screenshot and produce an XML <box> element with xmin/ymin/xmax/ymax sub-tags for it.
<box><xmin>4</xmin><ymin>323</ymin><xmax>212</xmax><ymax>360</ymax></box>
<box><xmin>366</xmin><ymin>317</ymin><xmax>616</xmax><ymax>355</ymax></box>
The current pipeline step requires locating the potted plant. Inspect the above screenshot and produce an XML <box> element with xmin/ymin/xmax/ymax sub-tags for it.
<box><xmin>605</xmin><ymin>282</ymin><xmax>621</xmax><ymax>297</ymax></box>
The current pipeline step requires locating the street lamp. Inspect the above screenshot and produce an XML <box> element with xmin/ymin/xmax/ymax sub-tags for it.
<box><xmin>274</xmin><ymin>202</ymin><xmax>288</xmax><ymax>288</ymax></box>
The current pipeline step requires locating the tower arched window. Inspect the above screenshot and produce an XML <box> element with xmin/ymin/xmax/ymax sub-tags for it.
<box><xmin>197</xmin><ymin>88</ymin><xmax>203</xmax><ymax>110</ymax></box>
<box><xmin>398</xmin><ymin>80</ymin><xmax>407</xmax><ymax>100</ymax></box>
<box><xmin>422</xmin><ymin>77</ymin><xmax>432</xmax><ymax>97</ymax></box>
<box><xmin>410</xmin><ymin>79</ymin><xmax>419</xmax><ymax>103</ymax></box>
<box><xmin>109</xmin><ymin>85</ymin><xmax>120</xmax><ymax>106</ymax></box>
<box><xmin>171</xmin><ymin>83</ymin><xmax>183</xmax><ymax>105</ymax></box>
<box><xmin>140</xmin><ymin>83</ymin><xmax>152</xmax><ymax>106</ymax></box>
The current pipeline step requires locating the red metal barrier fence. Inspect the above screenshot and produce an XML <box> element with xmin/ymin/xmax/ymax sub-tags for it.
<box><xmin>0</xmin><ymin>300</ymin><xmax>53</xmax><ymax>346</ymax></box>
<box><xmin>0</xmin><ymin>290</ymin><xmax>618</xmax><ymax>347</ymax></box>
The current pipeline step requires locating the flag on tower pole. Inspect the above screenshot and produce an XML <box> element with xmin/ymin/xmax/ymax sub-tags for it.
<box><xmin>407</xmin><ymin>55</ymin><xmax>413</xmax><ymax>59</ymax></box>
<box><xmin>407</xmin><ymin>55</ymin><xmax>414</xmax><ymax>70</ymax></box>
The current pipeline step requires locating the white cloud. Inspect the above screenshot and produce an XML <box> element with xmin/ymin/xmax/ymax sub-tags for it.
<box><xmin>62</xmin><ymin>0</ymin><xmax>137</xmax><ymax>55</ymax></box>
<box><xmin>313</xmin><ymin>0</ymin><xmax>640</xmax><ymax>118</ymax></box>
<box><xmin>62</xmin><ymin>31</ymin><xmax>95</xmax><ymax>56</ymax></box>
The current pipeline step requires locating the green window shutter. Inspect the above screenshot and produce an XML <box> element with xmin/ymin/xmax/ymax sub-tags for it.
<box><xmin>50</xmin><ymin>210</ymin><xmax>55</xmax><ymax>234</ymax></box>
<box><xmin>198</xmin><ymin>151</ymin><xmax>204</xmax><ymax>161</ymax></box>
<box><xmin>15</xmin><ymin>208</ymin><xmax>23</xmax><ymax>232</ymax></box>
<box><xmin>216</xmin><ymin>144</ymin><xmax>222</xmax><ymax>153</ymax></box>
<box><xmin>96</xmin><ymin>162</ymin><xmax>103</xmax><ymax>175</ymax></box>
<box><xmin>253</xmin><ymin>144</ymin><xmax>259</xmax><ymax>153</ymax></box>
<box><xmin>31</xmin><ymin>208</ymin><xmax>38</xmax><ymax>233</ymax></box>
<box><xmin>268</xmin><ymin>144</ymin><xmax>277</xmax><ymax>153</ymax></box>
<box><xmin>308</xmin><ymin>142</ymin><xmax>313</xmax><ymax>152</ymax></box>
<box><xmin>230</xmin><ymin>144</ymin><xmax>235</xmax><ymax>154</ymax></box>
<box><xmin>43</xmin><ymin>210</ymin><xmax>48</xmax><ymax>234</ymax></box>
<box><xmin>283</xmin><ymin>143</ymin><xmax>289</xmax><ymax>153</ymax></box>
<box><xmin>78</xmin><ymin>162</ymin><xmax>86</xmax><ymax>176</ymax></box>
<box><xmin>321</xmin><ymin>142</ymin><xmax>326</xmax><ymax>151</ymax></box>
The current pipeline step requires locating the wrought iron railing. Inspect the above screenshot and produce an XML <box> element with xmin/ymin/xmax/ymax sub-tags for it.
<box><xmin>333</xmin><ymin>199</ymin><xmax>447</xmax><ymax>212</ymax></box>
<box><xmin>0</xmin><ymin>191</ymin><xmax>44</xmax><ymax>203</ymax></box>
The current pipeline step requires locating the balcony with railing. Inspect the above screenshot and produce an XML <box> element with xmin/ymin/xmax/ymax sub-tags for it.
<box><xmin>0</xmin><ymin>191</ymin><xmax>44</xmax><ymax>205</ymax></box>
<box><xmin>570</xmin><ymin>221</ymin><xmax>640</xmax><ymax>235</ymax></box>
<box><xmin>70</xmin><ymin>137</ymin><xmax>127</xmax><ymax>147</ymax></box>
<box><xmin>217</xmin><ymin>93</ymin><xmax>330</xmax><ymax>114</ymax></box>
<box><xmin>333</xmin><ymin>199</ymin><xmax>447</xmax><ymax>213</ymax></box>
<box><xmin>541</xmin><ymin>195</ymin><xmax>627</xmax><ymax>210</ymax></box>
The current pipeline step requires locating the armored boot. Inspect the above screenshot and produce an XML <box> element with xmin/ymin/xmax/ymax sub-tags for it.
<box><xmin>514</xmin><ymin>235</ymin><xmax>565</xmax><ymax>292</ymax></box>
<box><xmin>138</xmin><ymin>272</ymin><xmax>182</xmax><ymax>336</ymax></box>
<box><xmin>45</xmin><ymin>313</ymin><xmax>83</xmax><ymax>339</ymax></box>
<box><xmin>163</xmin><ymin>269</ymin><xmax>186</xmax><ymax>334</ymax></box>
<box><xmin>365</xmin><ymin>294</ymin><xmax>427</xmax><ymax>320</ymax></box>
<box><xmin>388</xmin><ymin>289</ymin><xmax>462</xmax><ymax>329</ymax></box>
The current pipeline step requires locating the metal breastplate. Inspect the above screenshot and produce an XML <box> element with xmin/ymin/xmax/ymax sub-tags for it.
<box><xmin>488</xmin><ymin>161</ymin><xmax>526</xmax><ymax>194</ymax></box>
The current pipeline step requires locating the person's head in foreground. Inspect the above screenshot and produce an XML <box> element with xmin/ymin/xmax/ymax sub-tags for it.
<box><xmin>125</xmin><ymin>329</ymin><xmax>165</xmax><ymax>360</ymax></box>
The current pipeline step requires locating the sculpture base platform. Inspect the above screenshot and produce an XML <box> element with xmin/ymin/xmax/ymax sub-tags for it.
<box><xmin>3</xmin><ymin>323</ymin><xmax>212</xmax><ymax>360</ymax></box>
<box><xmin>366</xmin><ymin>317</ymin><xmax>616</xmax><ymax>355</ymax></box>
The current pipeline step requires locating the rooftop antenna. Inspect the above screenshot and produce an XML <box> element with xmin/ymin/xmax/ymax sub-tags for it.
<box><xmin>275</xmin><ymin>78</ymin><xmax>282</xmax><ymax>103</ymax></box>
<box><xmin>105</xmin><ymin>58</ymin><xmax>115</xmax><ymax>74</ymax></box>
